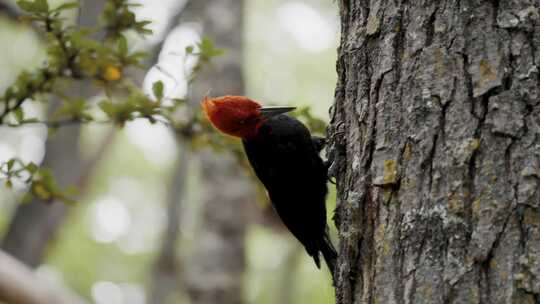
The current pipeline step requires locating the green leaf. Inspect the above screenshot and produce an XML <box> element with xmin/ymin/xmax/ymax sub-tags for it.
<box><xmin>38</xmin><ymin>168</ymin><xmax>54</xmax><ymax>186</ymax></box>
<box><xmin>17</xmin><ymin>0</ymin><xmax>49</xmax><ymax>13</ymax></box>
<box><xmin>32</xmin><ymin>182</ymin><xmax>51</xmax><ymax>200</ymax></box>
<box><xmin>26</xmin><ymin>162</ymin><xmax>38</xmax><ymax>174</ymax></box>
<box><xmin>117</xmin><ymin>9</ymin><xmax>136</xmax><ymax>28</ymax></box>
<box><xmin>17</xmin><ymin>1</ymin><xmax>37</xmax><ymax>12</ymax></box>
<box><xmin>118</xmin><ymin>35</ymin><xmax>128</xmax><ymax>57</ymax></box>
<box><xmin>17</xmin><ymin>1</ymin><xmax>33</xmax><ymax>12</ymax></box>
<box><xmin>35</xmin><ymin>0</ymin><xmax>48</xmax><ymax>12</ymax></box>
<box><xmin>6</xmin><ymin>159</ymin><xmax>15</xmax><ymax>171</ymax></box>
<box><xmin>198</xmin><ymin>37</ymin><xmax>225</xmax><ymax>58</ymax></box>
<box><xmin>14</xmin><ymin>107</ymin><xmax>25</xmax><ymax>123</ymax></box>
<box><xmin>98</xmin><ymin>100</ymin><xmax>115</xmax><ymax>116</ymax></box>
<box><xmin>123</xmin><ymin>51</ymin><xmax>147</xmax><ymax>66</ymax></box>
<box><xmin>54</xmin><ymin>99</ymin><xmax>89</xmax><ymax>119</ymax></box>
<box><xmin>54</xmin><ymin>1</ymin><xmax>78</xmax><ymax>11</ymax></box>
<box><xmin>185</xmin><ymin>46</ymin><xmax>194</xmax><ymax>54</ymax></box>
<box><xmin>134</xmin><ymin>20</ymin><xmax>152</xmax><ymax>35</ymax></box>
<box><xmin>152</xmin><ymin>81</ymin><xmax>164</xmax><ymax>100</ymax></box>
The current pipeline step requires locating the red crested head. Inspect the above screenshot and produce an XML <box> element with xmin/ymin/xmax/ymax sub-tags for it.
<box><xmin>202</xmin><ymin>95</ymin><xmax>263</xmax><ymax>139</ymax></box>
<box><xmin>202</xmin><ymin>95</ymin><xmax>296</xmax><ymax>139</ymax></box>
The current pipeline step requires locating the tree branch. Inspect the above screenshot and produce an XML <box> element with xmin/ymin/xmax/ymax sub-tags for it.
<box><xmin>0</xmin><ymin>249</ymin><xmax>86</xmax><ymax>304</ymax></box>
<box><xmin>0</xmin><ymin>1</ymin><xmax>23</xmax><ymax>20</ymax></box>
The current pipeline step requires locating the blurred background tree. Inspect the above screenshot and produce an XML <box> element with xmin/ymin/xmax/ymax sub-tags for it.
<box><xmin>0</xmin><ymin>0</ymin><xmax>338</xmax><ymax>303</ymax></box>
<box><xmin>2</xmin><ymin>0</ymin><xmax>109</xmax><ymax>269</ymax></box>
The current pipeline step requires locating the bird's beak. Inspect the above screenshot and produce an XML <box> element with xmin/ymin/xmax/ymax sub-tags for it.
<box><xmin>259</xmin><ymin>106</ymin><xmax>296</xmax><ymax>118</ymax></box>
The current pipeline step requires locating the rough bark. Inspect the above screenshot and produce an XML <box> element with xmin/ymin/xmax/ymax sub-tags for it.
<box><xmin>329</xmin><ymin>1</ymin><xmax>540</xmax><ymax>304</ymax></box>
<box><xmin>182</xmin><ymin>0</ymin><xmax>253</xmax><ymax>303</ymax></box>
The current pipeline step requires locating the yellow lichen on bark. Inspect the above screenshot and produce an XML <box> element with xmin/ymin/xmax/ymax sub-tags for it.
<box><xmin>383</xmin><ymin>159</ymin><xmax>397</xmax><ymax>184</ymax></box>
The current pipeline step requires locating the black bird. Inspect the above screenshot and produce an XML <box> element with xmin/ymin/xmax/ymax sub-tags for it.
<box><xmin>202</xmin><ymin>95</ymin><xmax>337</xmax><ymax>274</ymax></box>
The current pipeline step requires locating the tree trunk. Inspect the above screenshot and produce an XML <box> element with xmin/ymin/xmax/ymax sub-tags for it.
<box><xmin>1</xmin><ymin>112</ymin><xmax>116</xmax><ymax>268</ymax></box>
<box><xmin>329</xmin><ymin>1</ymin><xmax>540</xmax><ymax>304</ymax></box>
<box><xmin>148</xmin><ymin>145</ymin><xmax>190</xmax><ymax>304</ymax></box>
<box><xmin>182</xmin><ymin>0</ymin><xmax>252</xmax><ymax>303</ymax></box>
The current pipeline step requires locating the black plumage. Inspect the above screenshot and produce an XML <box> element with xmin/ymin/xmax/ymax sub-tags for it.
<box><xmin>243</xmin><ymin>114</ymin><xmax>337</xmax><ymax>273</ymax></box>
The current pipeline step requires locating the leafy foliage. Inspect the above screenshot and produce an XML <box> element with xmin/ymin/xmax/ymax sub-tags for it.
<box><xmin>0</xmin><ymin>0</ymin><xmax>327</xmax><ymax>206</ymax></box>
<box><xmin>0</xmin><ymin>158</ymin><xmax>75</xmax><ymax>204</ymax></box>
<box><xmin>1</xmin><ymin>0</ymin><xmax>169</xmax><ymax>202</ymax></box>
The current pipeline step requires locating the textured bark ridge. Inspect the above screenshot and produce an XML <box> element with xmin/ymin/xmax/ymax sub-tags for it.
<box><xmin>328</xmin><ymin>1</ymin><xmax>540</xmax><ymax>303</ymax></box>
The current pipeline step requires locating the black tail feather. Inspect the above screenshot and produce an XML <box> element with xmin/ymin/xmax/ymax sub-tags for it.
<box><xmin>312</xmin><ymin>251</ymin><xmax>321</xmax><ymax>269</ymax></box>
<box><xmin>320</xmin><ymin>234</ymin><xmax>337</xmax><ymax>276</ymax></box>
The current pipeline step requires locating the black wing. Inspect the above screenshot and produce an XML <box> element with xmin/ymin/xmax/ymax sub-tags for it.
<box><xmin>243</xmin><ymin>115</ymin><xmax>330</xmax><ymax>267</ymax></box>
